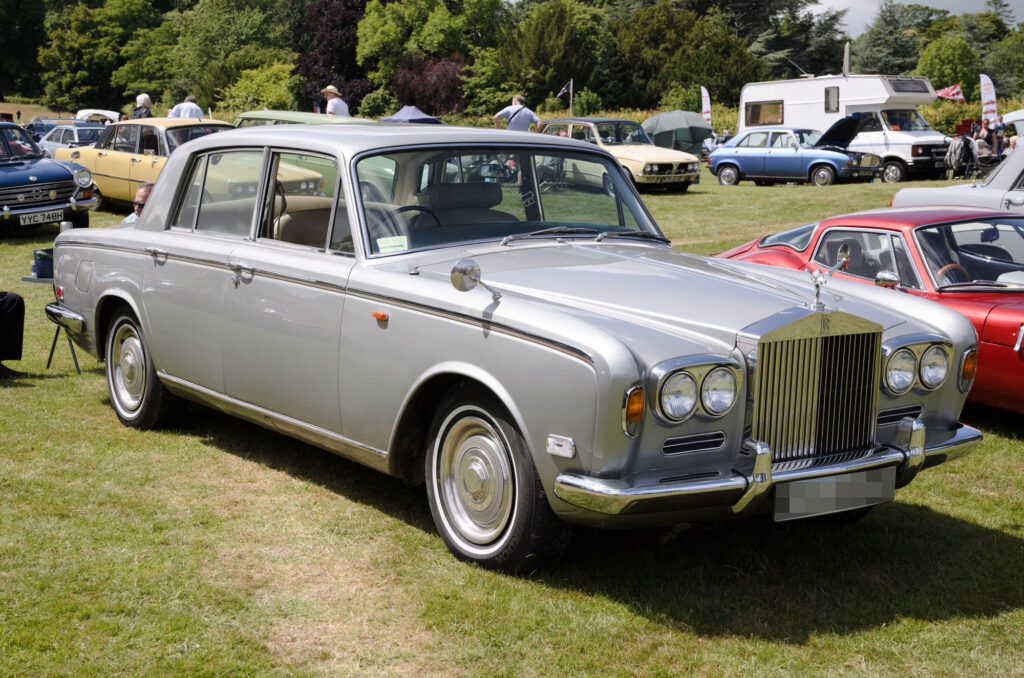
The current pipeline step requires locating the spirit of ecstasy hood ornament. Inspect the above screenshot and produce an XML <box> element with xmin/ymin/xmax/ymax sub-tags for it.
<box><xmin>807</xmin><ymin>243</ymin><xmax>850</xmax><ymax>312</ymax></box>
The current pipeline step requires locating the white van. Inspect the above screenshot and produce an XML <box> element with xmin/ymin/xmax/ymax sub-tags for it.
<box><xmin>738</xmin><ymin>74</ymin><xmax>949</xmax><ymax>183</ymax></box>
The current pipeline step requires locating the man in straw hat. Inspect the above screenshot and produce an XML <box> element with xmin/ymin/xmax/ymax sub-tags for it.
<box><xmin>321</xmin><ymin>85</ymin><xmax>350</xmax><ymax>116</ymax></box>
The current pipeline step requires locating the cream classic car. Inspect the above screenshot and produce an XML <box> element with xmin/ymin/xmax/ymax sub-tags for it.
<box><xmin>539</xmin><ymin>117</ymin><xmax>701</xmax><ymax>192</ymax></box>
<box><xmin>46</xmin><ymin>124</ymin><xmax>981</xmax><ymax>571</ymax></box>
<box><xmin>56</xmin><ymin>118</ymin><xmax>233</xmax><ymax>204</ymax></box>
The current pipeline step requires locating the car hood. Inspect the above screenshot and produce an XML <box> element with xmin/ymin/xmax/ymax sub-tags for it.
<box><xmin>0</xmin><ymin>155</ymin><xmax>74</xmax><ymax>183</ymax></box>
<box><xmin>608</xmin><ymin>144</ymin><xmax>698</xmax><ymax>164</ymax></box>
<box><xmin>408</xmin><ymin>242</ymin><xmax>921</xmax><ymax>355</ymax></box>
<box><xmin>815</xmin><ymin>116</ymin><xmax>875</xmax><ymax>149</ymax></box>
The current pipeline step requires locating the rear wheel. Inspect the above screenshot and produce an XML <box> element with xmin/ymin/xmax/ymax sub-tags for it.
<box><xmin>425</xmin><ymin>386</ymin><xmax>572</xmax><ymax>571</ymax></box>
<box><xmin>810</xmin><ymin>165</ymin><xmax>836</xmax><ymax>186</ymax></box>
<box><xmin>881</xmin><ymin>159</ymin><xmax>907</xmax><ymax>183</ymax></box>
<box><xmin>717</xmin><ymin>165</ymin><xmax>740</xmax><ymax>185</ymax></box>
<box><xmin>105</xmin><ymin>310</ymin><xmax>181</xmax><ymax>429</ymax></box>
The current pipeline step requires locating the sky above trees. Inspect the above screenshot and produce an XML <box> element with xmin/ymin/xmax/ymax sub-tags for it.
<box><xmin>814</xmin><ymin>0</ymin><xmax>1022</xmax><ymax>36</ymax></box>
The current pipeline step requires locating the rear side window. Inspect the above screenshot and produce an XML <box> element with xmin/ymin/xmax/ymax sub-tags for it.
<box><xmin>172</xmin><ymin>150</ymin><xmax>265</xmax><ymax>237</ymax></box>
<box><xmin>738</xmin><ymin>132</ymin><xmax>769</xmax><ymax>148</ymax></box>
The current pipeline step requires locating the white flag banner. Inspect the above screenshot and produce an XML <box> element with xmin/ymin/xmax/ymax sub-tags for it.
<box><xmin>700</xmin><ymin>86</ymin><xmax>711</xmax><ymax>124</ymax></box>
<box><xmin>980</xmin><ymin>74</ymin><xmax>997</xmax><ymax>121</ymax></box>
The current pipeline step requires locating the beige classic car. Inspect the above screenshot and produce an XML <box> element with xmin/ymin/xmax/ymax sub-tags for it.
<box><xmin>539</xmin><ymin>117</ymin><xmax>701</xmax><ymax>192</ymax></box>
<box><xmin>57</xmin><ymin>118</ymin><xmax>233</xmax><ymax>204</ymax></box>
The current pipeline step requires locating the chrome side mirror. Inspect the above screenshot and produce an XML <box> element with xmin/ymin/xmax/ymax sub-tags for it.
<box><xmin>451</xmin><ymin>259</ymin><xmax>501</xmax><ymax>301</ymax></box>
<box><xmin>836</xmin><ymin>243</ymin><xmax>850</xmax><ymax>272</ymax></box>
<box><xmin>875</xmin><ymin>270</ymin><xmax>900</xmax><ymax>288</ymax></box>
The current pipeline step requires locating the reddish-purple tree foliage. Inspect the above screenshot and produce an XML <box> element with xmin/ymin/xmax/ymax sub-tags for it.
<box><xmin>392</xmin><ymin>56</ymin><xmax>467</xmax><ymax>115</ymax></box>
<box><xmin>292</xmin><ymin>0</ymin><xmax>372</xmax><ymax>112</ymax></box>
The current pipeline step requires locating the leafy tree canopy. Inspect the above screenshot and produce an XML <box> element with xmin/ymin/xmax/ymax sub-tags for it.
<box><xmin>915</xmin><ymin>34</ymin><xmax>982</xmax><ymax>100</ymax></box>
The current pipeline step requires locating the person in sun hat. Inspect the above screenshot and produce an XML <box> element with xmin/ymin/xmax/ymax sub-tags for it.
<box><xmin>321</xmin><ymin>85</ymin><xmax>350</xmax><ymax>117</ymax></box>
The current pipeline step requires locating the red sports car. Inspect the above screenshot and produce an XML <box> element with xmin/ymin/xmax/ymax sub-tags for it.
<box><xmin>719</xmin><ymin>206</ymin><xmax>1024</xmax><ymax>413</ymax></box>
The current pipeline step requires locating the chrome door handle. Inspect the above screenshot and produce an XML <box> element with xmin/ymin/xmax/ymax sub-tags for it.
<box><xmin>1004</xmin><ymin>198</ymin><xmax>1024</xmax><ymax>208</ymax></box>
<box><xmin>144</xmin><ymin>246</ymin><xmax>167</xmax><ymax>257</ymax></box>
<box><xmin>229</xmin><ymin>263</ymin><xmax>255</xmax><ymax>287</ymax></box>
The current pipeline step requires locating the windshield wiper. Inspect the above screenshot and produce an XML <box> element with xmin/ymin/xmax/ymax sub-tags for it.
<box><xmin>937</xmin><ymin>280</ymin><xmax>1003</xmax><ymax>289</ymax></box>
<box><xmin>595</xmin><ymin>230</ymin><xmax>670</xmax><ymax>244</ymax></box>
<box><xmin>501</xmin><ymin>226</ymin><xmax>602</xmax><ymax>246</ymax></box>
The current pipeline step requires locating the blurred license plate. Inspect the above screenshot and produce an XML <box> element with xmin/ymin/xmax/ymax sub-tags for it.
<box><xmin>773</xmin><ymin>466</ymin><xmax>896</xmax><ymax>522</ymax></box>
<box><xmin>19</xmin><ymin>209</ymin><xmax>63</xmax><ymax>226</ymax></box>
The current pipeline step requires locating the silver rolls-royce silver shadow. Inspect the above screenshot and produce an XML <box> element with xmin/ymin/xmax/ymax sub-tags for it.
<box><xmin>46</xmin><ymin>124</ymin><xmax>982</xmax><ymax>571</ymax></box>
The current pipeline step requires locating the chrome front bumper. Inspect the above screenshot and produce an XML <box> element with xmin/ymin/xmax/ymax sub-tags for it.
<box><xmin>635</xmin><ymin>171</ymin><xmax>700</xmax><ymax>185</ymax></box>
<box><xmin>1</xmin><ymin>194</ymin><xmax>99</xmax><ymax>221</ymax></box>
<box><xmin>45</xmin><ymin>302</ymin><xmax>87</xmax><ymax>335</ymax></box>
<box><xmin>553</xmin><ymin>418</ymin><xmax>981</xmax><ymax>516</ymax></box>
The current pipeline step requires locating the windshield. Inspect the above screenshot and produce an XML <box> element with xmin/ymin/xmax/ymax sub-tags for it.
<box><xmin>166</xmin><ymin>124</ymin><xmax>232</xmax><ymax>153</ymax></box>
<box><xmin>794</xmin><ymin>130</ymin><xmax>822</xmax><ymax>148</ymax></box>
<box><xmin>0</xmin><ymin>126</ymin><xmax>43</xmax><ymax>160</ymax></box>
<box><xmin>595</xmin><ymin>121</ymin><xmax>652</xmax><ymax>145</ymax></box>
<box><xmin>881</xmin><ymin>110</ymin><xmax>932</xmax><ymax>132</ymax></box>
<box><xmin>355</xmin><ymin>146</ymin><xmax>659</xmax><ymax>255</ymax></box>
<box><xmin>915</xmin><ymin>218</ymin><xmax>1024</xmax><ymax>287</ymax></box>
<box><xmin>761</xmin><ymin>222</ymin><xmax>818</xmax><ymax>250</ymax></box>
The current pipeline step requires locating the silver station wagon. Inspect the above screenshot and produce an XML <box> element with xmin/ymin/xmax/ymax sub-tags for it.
<box><xmin>47</xmin><ymin>125</ymin><xmax>982</xmax><ymax>571</ymax></box>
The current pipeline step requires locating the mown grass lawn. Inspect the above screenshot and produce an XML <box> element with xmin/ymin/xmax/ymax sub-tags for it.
<box><xmin>2</xmin><ymin>176</ymin><xmax>1022</xmax><ymax>676</ymax></box>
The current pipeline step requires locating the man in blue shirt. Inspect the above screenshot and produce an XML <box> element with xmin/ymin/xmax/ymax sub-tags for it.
<box><xmin>493</xmin><ymin>95</ymin><xmax>540</xmax><ymax>132</ymax></box>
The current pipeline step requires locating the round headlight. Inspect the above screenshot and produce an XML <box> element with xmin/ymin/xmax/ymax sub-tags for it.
<box><xmin>73</xmin><ymin>167</ymin><xmax>92</xmax><ymax>188</ymax></box>
<box><xmin>886</xmin><ymin>348</ymin><xmax>917</xmax><ymax>393</ymax></box>
<box><xmin>701</xmin><ymin>367</ymin><xmax>737</xmax><ymax>415</ymax></box>
<box><xmin>661</xmin><ymin>372</ymin><xmax>697</xmax><ymax>421</ymax></box>
<box><xmin>919</xmin><ymin>345</ymin><xmax>949</xmax><ymax>388</ymax></box>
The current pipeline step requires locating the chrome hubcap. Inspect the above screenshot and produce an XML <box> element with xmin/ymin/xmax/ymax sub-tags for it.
<box><xmin>438</xmin><ymin>414</ymin><xmax>513</xmax><ymax>545</ymax></box>
<box><xmin>112</xmin><ymin>323</ymin><xmax>146</xmax><ymax>413</ymax></box>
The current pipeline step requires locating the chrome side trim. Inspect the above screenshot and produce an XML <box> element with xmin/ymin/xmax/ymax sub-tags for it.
<box><xmin>158</xmin><ymin>373</ymin><xmax>391</xmax><ymax>474</ymax></box>
<box><xmin>45</xmin><ymin>302</ymin><xmax>86</xmax><ymax>334</ymax></box>
<box><xmin>348</xmin><ymin>288</ymin><xmax>595</xmax><ymax>366</ymax></box>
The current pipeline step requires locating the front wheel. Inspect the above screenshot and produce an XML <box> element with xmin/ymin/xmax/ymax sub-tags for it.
<box><xmin>717</xmin><ymin>165</ymin><xmax>740</xmax><ymax>185</ymax></box>
<box><xmin>106</xmin><ymin>310</ymin><xmax>181</xmax><ymax>429</ymax></box>
<box><xmin>810</xmin><ymin>165</ymin><xmax>836</xmax><ymax>186</ymax></box>
<box><xmin>881</xmin><ymin>160</ymin><xmax>907</xmax><ymax>183</ymax></box>
<box><xmin>425</xmin><ymin>386</ymin><xmax>572</xmax><ymax>571</ymax></box>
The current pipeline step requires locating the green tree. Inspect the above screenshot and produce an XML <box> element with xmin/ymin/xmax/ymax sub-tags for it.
<box><xmin>0</xmin><ymin>0</ymin><xmax>47</xmax><ymax>98</ymax></box>
<box><xmin>110</xmin><ymin>17</ymin><xmax>183</xmax><ymax>106</ymax></box>
<box><xmin>985</xmin><ymin>30</ymin><xmax>1024</xmax><ymax>98</ymax></box>
<box><xmin>915</xmin><ymin>35</ymin><xmax>982</xmax><ymax>100</ymax></box>
<box><xmin>852</xmin><ymin>0</ymin><xmax>946</xmax><ymax>75</ymax></box>
<box><xmin>750</xmin><ymin>8</ymin><xmax>847</xmax><ymax>79</ymax></box>
<box><xmin>219</xmin><ymin>62</ymin><xmax>303</xmax><ymax>110</ymax></box>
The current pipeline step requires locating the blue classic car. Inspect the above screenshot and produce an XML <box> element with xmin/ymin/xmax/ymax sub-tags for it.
<box><xmin>709</xmin><ymin>117</ymin><xmax>882</xmax><ymax>186</ymax></box>
<box><xmin>1</xmin><ymin>122</ymin><xmax>98</xmax><ymax>230</ymax></box>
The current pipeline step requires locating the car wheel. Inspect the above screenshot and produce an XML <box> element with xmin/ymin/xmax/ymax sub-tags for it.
<box><xmin>425</xmin><ymin>386</ymin><xmax>573</xmax><ymax>571</ymax></box>
<box><xmin>602</xmin><ymin>172</ymin><xmax>615</xmax><ymax>197</ymax></box>
<box><xmin>717</xmin><ymin>165</ymin><xmax>740</xmax><ymax>185</ymax></box>
<box><xmin>882</xmin><ymin>160</ymin><xmax>907</xmax><ymax>183</ymax></box>
<box><xmin>811</xmin><ymin>165</ymin><xmax>836</xmax><ymax>186</ymax></box>
<box><xmin>106</xmin><ymin>310</ymin><xmax>181</xmax><ymax>429</ymax></box>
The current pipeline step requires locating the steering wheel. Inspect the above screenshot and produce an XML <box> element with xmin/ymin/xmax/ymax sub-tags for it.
<box><xmin>392</xmin><ymin>205</ymin><xmax>441</xmax><ymax>229</ymax></box>
<box><xmin>936</xmin><ymin>263</ymin><xmax>969</xmax><ymax>284</ymax></box>
<box><xmin>365</xmin><ymin>205</ymin><xmax>441</xmax><ymax>243</ymax></box>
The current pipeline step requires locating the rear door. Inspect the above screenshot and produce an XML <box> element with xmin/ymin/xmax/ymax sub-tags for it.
<box><xmin>128</xmin><ymin>124</ymin><xmax>166</xmax><ymax>195</ymax></box>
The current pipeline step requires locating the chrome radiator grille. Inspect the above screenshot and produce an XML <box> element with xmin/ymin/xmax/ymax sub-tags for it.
<box><xmin>752</xmin><ymin>329</ymin><xmax>880</xmax><ymax>465</ymax></box>
<box><xmin>0</xmin><ymin>181</ymin><xmax>75</xmax><ymax>208</ymax></box>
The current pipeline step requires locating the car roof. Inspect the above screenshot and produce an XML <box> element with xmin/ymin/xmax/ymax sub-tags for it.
<box><xmin>113</xmin><ymin>117</ymin><xmax>232</xmax><ymax>128</ymax></box>
<box><xmin>819</xmin><ymin>206</ymin><xmax>1019</xmax><ymax>229</ymax></box>
<box><xmin>235</xmin><ymin>110</ymin><xmax>373</xmax><ymax>125</ymax></box>
<box><xmin>542</xmin><ymin>117</ymin><xmax>641</xmax><ymax>125</ymax></box>
<box><xmin>185</xmin><ymin>123</ymin><xmax>597</xmax><ymax>157</ymax></box>
<box><xmin>737</xmin><ymin>127</ymin><xmax>818</xmax><ymax>134</ymax></box>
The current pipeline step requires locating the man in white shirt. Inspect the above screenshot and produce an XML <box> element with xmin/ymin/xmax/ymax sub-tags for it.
<box><xmin>322</xmin><ymin>85</ymin><xmax>350</xmax><ymax>116</ymax></box>
<box><xmin>168</xmin><ymin>95</ymin><xmax>203</xmax><ymax>118</ymax></box>
<box><xmin>493</xmin><ymin>95</ymin><xmax>540</xmax><ymax>132</ymax></box>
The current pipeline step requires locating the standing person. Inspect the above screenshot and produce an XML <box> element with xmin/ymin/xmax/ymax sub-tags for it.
<box><xmin>0</xmin><ymin>291</ymin><xmax>25</xmax><ymax>379</ymax></box>
<box><xmin>168</xmin><ymin>95</ymin><xmax>203</xmax><ymax>118</ymax></box>
<box><xmin>493</xmin><ymin>95</ymin><xmax>540</xmax><ymax>132</ymax></box>
<box><xmin>321</xmin><ymin>85</ymin><xmax>350</xmax><ymax>116</ymax></box>
<box><xmin>131</xmin><ymin>93</ymin><xmax>153</xmax><ymax>119</ymax></box>
<box><xmin>974</xmin><ymin>118</ymin><xmax>997</xmax><ymax>155</ymax></box>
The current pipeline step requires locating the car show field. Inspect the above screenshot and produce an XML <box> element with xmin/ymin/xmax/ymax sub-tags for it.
<box><xmin>2</xmin><ymin>170</ymin><xmax>1022</xmax><ymax>676</ymax></box>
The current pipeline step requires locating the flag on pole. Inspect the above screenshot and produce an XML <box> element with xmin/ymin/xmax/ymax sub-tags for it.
<box><xmin>557</xmin><ymin>79</ymin><xmax>572</xmax><ymax>98</ymax></box>
<box><xmin>935</xmin><ymin>83</ymin><xmax>964</xmax><ymax>101</ymax></box>
<box><xmin>980</xmin><ymin>74</ymin><xmax>998</xmax><ymax>121</ymax></box>
<box><xmin>700</xmin><ymin>86</ymin><xmax>711</xmax><ymax>124</ymax></box>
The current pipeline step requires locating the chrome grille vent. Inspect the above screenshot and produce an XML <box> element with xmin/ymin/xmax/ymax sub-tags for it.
<box><xmin>0</xmin><ymin>181</ymin><xmax>76</xmax><ymax>207</ymax></box>
<box><xmin>662</xmin><ymin>431</ymin><xmax>726</xmax><ymax>455</ymax></box>
<box><xmin>751</xmin><ymin>317</ymin><xmax>880</xmax><ymax>468</ymax></box>
<box><xmin>877</xmin><ymin>404</ymin><xmax>923</xmax><ymax>427</ymax></box>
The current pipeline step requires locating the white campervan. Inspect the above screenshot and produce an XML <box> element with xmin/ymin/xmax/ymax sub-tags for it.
<box><xmin>738</xmin><ymin>74</ymin><xmax>949</xmax><ymax>183</ymax></box>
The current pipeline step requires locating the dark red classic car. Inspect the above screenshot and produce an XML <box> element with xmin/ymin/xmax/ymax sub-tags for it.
<box><xmin>719</xmin><ymin>206</ymin><xmax>1024</xmax><ymax>414</ymax></box>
